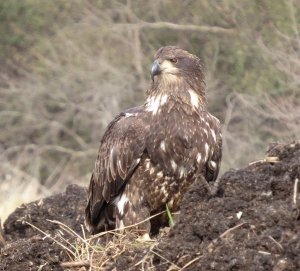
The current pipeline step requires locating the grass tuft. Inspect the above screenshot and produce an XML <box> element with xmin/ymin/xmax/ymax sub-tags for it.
<box><xmin>166</xmin><ymin>204</ymin><xmax>175</xmax><ymax>227</ymax></box>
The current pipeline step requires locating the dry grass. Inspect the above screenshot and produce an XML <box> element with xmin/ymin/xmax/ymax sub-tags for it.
<box><xmin>25</xmin><ymin>216</ymin><xmax>168</xmax><ymax>270</ymax></box>
<box><xmin>23</xmin><ymin>216</ymin><xmax>249</xmax><ymax>270</ymax></box>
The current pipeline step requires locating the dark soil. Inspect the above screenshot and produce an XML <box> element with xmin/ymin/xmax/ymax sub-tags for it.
<box><xmin>0</xmin><ymin>185</ymin><xmax>87</xmax><ymax>271</ymax></box>
<box><xmin>0</xmin><ymin>236</ymin><xmax>65</xmax><ymax>271</ymax></box>
<box><xmin>1</xmin><ymin>141</ymin><xmax>300</xmax><ymax>270</ymax></box>
<box><xmin>156</xmin><ymin>141</ymin><xmax>300</xmax><ymax>271</ymax></box>
<box><xmin>4</xmin><ymin>184</ymin><xmax>87</xmax><ymax>241</ymax></box>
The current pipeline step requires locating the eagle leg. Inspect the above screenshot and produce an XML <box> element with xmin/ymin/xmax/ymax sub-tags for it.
<box><xmin>115</xmin><ymin>184</ymin><xmax>151</xmax><ymax>235</ymax></box>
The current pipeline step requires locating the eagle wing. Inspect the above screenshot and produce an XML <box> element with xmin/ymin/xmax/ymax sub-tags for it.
<box><xmin>85</xmin><ymin>107</ymin><xmax>147</xmax><ymax>230</ymax></box>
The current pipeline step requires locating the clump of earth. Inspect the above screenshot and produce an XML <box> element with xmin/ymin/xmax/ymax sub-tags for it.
<box><xmin>0</xmin><ymin>141</ymin><xmax>299</xmax><ymax>270</ymax></box>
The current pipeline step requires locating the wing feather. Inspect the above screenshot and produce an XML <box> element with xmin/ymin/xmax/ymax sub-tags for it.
<box><xmin>85</xmin><ymin>107</ymin><xmax>148</xmax><ymax>231</ymax></box>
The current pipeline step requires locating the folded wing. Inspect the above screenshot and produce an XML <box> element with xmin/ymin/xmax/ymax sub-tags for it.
<box><xmin>85</xmin><ymin>107</ymin><xmax>147</xmax><ymax>231</ymax></box>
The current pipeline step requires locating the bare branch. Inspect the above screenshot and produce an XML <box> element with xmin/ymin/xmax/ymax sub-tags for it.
<box><xmin>114</xmin><ymin>21</ymin><xmax>236</xmax><ymax>35</ymax></box>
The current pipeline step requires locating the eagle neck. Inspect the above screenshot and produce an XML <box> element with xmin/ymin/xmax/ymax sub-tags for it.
<box><xmin>146</xmin><ymin>77</ymin><xmax>207</xmax><ymax>111</ymax></box>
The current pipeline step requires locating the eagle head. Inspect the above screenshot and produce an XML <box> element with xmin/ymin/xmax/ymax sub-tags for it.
<box><xmin>148</xmin><ymin>46</ymin><xmax>206</xmax><ymax>107</ymax></box>
<box><xmin>151</xmin><ymin>46</ymin><xmax>204</xmax><ymax>81</ymax></box>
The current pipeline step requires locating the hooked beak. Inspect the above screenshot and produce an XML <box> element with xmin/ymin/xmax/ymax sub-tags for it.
<box><xmin>151</xmin><ymin>59</ymin><xmax>161</xmax><ymax>80</ymax></box>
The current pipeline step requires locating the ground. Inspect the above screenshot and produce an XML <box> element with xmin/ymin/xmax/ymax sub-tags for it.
<box><xmin>0</xmin><ymin>141</ymin><xmax>300</xmax><ymax>270</ymax></box>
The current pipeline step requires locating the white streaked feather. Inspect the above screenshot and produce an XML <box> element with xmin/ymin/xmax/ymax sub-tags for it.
<box><xmin>204</xmin><ymin>143</ymin><xmax>209</xmax><ymax>161</ymax></box>
<box><xmin>179</xmin><ymin>166</ymin><xmax>186</xmax><ymax>178</ymax></box>
<box><xmin>124</xmin><ymin>113</ymin><xmax>135</xmax><ymax>117</ymax></box>
<box><xmin>196</xmin><ymin>153</ymin><xmax>202</xmax><ymax>163</ymax></box>
<box><xmin>160</xmin><ymin>140</ymin><xmax>166</xmax><ymax>152</ymax></box>
<box><xmin>188</xmin><ymin>89</ymin><xmax>199</xmax><ymax>108</ymax></box>
<box><xmin>160</xmin><ymin>94</ymin><xmax>168</xmax><ymax>105</ymax></box>
<box><xmin>171</xmin><ymin>159</ymin><xmax>177</xmax><ymax>171</ymax></box>
<box><xmin>146</xmin><ymin>94</ymin><xmax>168</xmax><ymax>115</ymax></box>
<box><xmin>209</xmin><ymin>161</ymin><xmax>217</xmax><ymax>169</ymax></box>
<box><xmin>211</xmin><ymin>129</ymin><xmax>216</xmax><ymax>142</ymax></box>
<box><xmin>157</xmin><ymin>171</ymin><xmax>164</xmax><ymax>178</ymax></box>
<box><xmin>116</xmin><ymin>193</ymin><xmax>128</xmax><ymax>216</ymax></box>
<box><xmin>146</xmin><ymin>95</ymin><xmax>161</xmax><ymax>114</ymax></box>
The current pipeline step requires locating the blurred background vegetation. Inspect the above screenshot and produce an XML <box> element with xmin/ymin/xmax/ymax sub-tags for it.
<box><xmin>0</xmin><ymin>0</ymin><xmax>299</xmax><ymax>220</ymax></box>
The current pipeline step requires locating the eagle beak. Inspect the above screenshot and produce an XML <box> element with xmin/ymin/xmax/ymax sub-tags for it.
<box><xmin>151</xmin><ymin>59</ymin><xmax>161</xmax><ymax>80</ymax></box>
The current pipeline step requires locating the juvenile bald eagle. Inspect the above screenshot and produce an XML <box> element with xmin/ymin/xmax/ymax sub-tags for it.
<box><xmin>85</xmin><ymin>46</ymin><xmax>222</xmax><ymax>234</ymax></box>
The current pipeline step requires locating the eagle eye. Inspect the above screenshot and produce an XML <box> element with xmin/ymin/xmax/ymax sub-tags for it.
<box><xmin>169</xmin><ymin>58</ymin><xmax>178</xmax><ymax>64</ymax></box>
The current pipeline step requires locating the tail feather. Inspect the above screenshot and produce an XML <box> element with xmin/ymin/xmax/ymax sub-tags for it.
<box><xmin>85</xmin><ymin>199</ymin><xmax>115</xmax><ymax>234</ymax></box>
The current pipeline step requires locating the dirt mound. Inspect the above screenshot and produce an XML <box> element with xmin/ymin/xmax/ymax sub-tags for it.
<box><xmin>4</xmin><ymin>184</ymin><xmax>87</xmax><ymax>241</ymax></box>
<box><xmin>0</xmin><ymin>141</ymin><xmax>300</xmax><ymax>270</ymax></box>
<box><xmin>0</xmin><ymin>184</ymin><xmax>87</xmax><ymax>271</ymax></box>
<box><xmin>156</xmin><ymin>141</ymin><xmax>300</xmax><ymax>270</ymax></box>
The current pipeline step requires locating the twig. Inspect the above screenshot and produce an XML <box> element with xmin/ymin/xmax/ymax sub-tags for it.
<box><xmin>258</xmin><ymin>250</ymin><xmax>271</xmax><ymax>255</ymax></box>
<box><xmin>292</xmin><ymin>178</ymin><xmax>300</xmax><ymax>219</ymax></box>
<box><xmin>249</xmin><ymin>156</ymin><xmax>279</xmax><ymax>165</ymax></box>
<box><xmin>219</xmin><ymin>222</ymin><xmax>247</xmax><ymax>239</ymax></box>
<box><xmin>81</xmin><ymin>224</ymin><xmax>91</xmax><ymax>266</ymax></box>
<box><xmin>293</xmin><ymin>178</ymin><xmax>299</xmax><ymax>206</ymax></box>
<box><xmin>25</xmin><ymin>221</ymin><xmax>76</xmax><ymax>258</ymax></box>
<box><xmin>150</xmin><ymin>249</ymin><xmax>181</xmax><ymax>270</ymax></box>
<box><xmin>47</xmin><ymin>220</ymin><xmax>97</xmax><ymax>252</ymax></box>
<box><xmin>88</xmin><ymin>248</ymin><xmax>95</xmax><ymax>271</ymax></box>
<box><xmin>61</xmin><ymin>260</ymin><xmax>90</xmax><ymax>267</ymax></box>
<box><xmin>37</xmin><ymin>262</ymin><xmax>48</xmax><ymax>271</ymax></box>
<box><xmin>268</xmin><ymin>236</ymin><xmax>283</xmax><ymax>251</ymax></box>
<box><xmin>207</xmin><ymin>222</ymin><xmax>247</xmax><ymax>252</ymax></box>
<box><xmin>179</xmin><ymin>255</ymin><xmax>203</xmax><ymax>270</ymax></box>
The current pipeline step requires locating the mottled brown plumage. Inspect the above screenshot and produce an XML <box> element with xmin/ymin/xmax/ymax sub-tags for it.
<box><xmin>85</xmin><ymin>46</ymin><xmax>222</xmax><ymax>234</ymax></box>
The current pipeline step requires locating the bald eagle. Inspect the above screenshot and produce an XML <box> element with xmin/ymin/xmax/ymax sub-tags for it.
<box><xmin>85</xmin><ymin>46</ymin><xmax>222</xmax><ymax>235</ymax></box>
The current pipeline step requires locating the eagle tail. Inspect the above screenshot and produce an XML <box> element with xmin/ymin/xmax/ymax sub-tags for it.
<box><xmin>85</xmin><ymin>198</ymin><xmax>115</xmax><ymax>234</ymax></box>
<box><xmin>85</xmin><ymin>171</ymin><xmax>116</xmax><ymax>233</ymax></box>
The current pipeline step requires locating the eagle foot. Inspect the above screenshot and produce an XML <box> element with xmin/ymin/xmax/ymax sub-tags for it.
<box><xmin>137</xmin><ymin>233</ymin><xmax>153</xmax><ymax>242</ymax></box>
